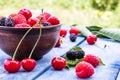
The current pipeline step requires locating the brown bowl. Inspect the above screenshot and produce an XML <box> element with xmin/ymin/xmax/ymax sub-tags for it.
<box><xmin>0</xmin><ymin>24</ymin><xmax>61</xmax><ymax>60</ymax></box>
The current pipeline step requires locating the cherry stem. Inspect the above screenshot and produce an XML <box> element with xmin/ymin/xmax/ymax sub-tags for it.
<box><xmin>12</xmin><ymin>20</ymin><xmax>42</xmax><ymax>60</ymax></box>
<box><xmin>28</xmin><ymin>22</ymin><xmax>42</xmax><ymax>58</ymax></box>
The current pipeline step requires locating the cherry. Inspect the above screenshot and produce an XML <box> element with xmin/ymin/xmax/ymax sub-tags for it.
<box><xmin>21</xmin><ymin>58</ymin><xmax>36</xmax><ymax>71</ymax></box>
<box><xmin>55</xmin><ymin>36</ymin><xmax>62</xmax><ymax>47</ymax></box>
<box><xmin>47</xmin><ymin>16</ymin><xmax>60</xmax><ymax>25</ymax></box>
<box><xmin>4</xmin><ymin>59</ymin><xmax>21</xmax><ymax>73</ymax></box>
<box><xmin>51</xmin><ymin>57</ymin><xmax>66</xmax><ymax>70</ymax></box>
<box><xmin>60</xmin><ymin>29</ymin><xmax>67</xmax><ymax>37</ymax></box>
<box><xmin>27</xmin><ymin>17</ymin><xmax>39</xmax><ymax>27</ymax></box>
<box><xmin>69</xmin><ymin>27</ymin><xmax>79</xmax><ymax>35</ymax></box>
<box><xmin>87</xmin><ymin>35</ymin><xmax>97</xmax><ymax>45</ymax></box>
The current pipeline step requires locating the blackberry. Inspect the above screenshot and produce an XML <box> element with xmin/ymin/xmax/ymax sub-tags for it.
<box><xmin>66</xmin><ymin>50</ymin><xmax>76</xmax><ymax>60</ymax></box>
<box><xmin>5</xmin><ymin>17</ymin><xmax>14</xmax><ymax>27</ymax></box>
<box><xmin>75</xmin><ymin>50</ymin><xmax>85</xmax><ymax>59</ymax></box>
<box><xmin>0</xmin><ymin>17</ymin><xmax>6</xmax><ymax>26</ymax></box>
<box><xmin>42</xmin><ymin>22</ymin><xmax>51</xmax><ymax>26</ymax></box>
<box><xmin>69</xmin><ymin>34</ymin><xmax>77</xmax><ymax>42</ymax></box>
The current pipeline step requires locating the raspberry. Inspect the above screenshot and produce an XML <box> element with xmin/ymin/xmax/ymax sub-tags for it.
<box><xmin>11</xmin><ymin>14</ymin><xmax>27</xmax><ymax>25</ymax></box>
<box><xmin>0</xmin><ymin>17</ymin><xmax>7</xmax><ymax>26</ymax></box>
<box><xmin>42</xmin><ymin>22</ymin><xmax>51</xmax><ymax>26</ymax></box>
<box><xmin>75</xmin><ymin>50</ymin><xmax>85</xmax><ymax>59</ymax></box>
<box><xmin>69</xmin><ymin>34</ymin><xmax>77</xmax><ymax>42</ymax></box>
<box><xmin>75</xmin><ymin>61</ymin><xmax>94</xmax><ymax>78</ymax></box>
<box><xmin>18</xmin><ymin>8</ymin><xmax>32</xmax><ymax>20</ymax></box>
<box><xmin>40</xmin><ymin>12</ymin><xmax>51</xmax><ymax>20</ymax></box>
<box><xmin>47</xmin><ymin>16</ymin><xmax>60</xmax><ymax>25</ymax></box>
<box><xmin>5</xmin><ymin>17</ymin><xmax>14</xmax><ymax>27</ymax></box>
<box><xmin>14</xmin><ymin>23</ymin><xmax>31</xmax><ymax>28</ymax></box>
<box><xmin>51</xmin><ymin>57</ymin><xmax>66</xmax><ymax>70</ymax></box>
<box><xmin>84</xmin><ymin>54</ymin><xmax>100</xmax><ymax>67</ymax></box>
<box><xmin>66</xmin><ymin>50</ymin><xmax>76</xmax><ymax>60</ymax></box>
<box><xmin>27</xmin><ymin>17</ymin><xmax>39</xmax><ymax>27</ymax></box>
<box><xmin>60</xmin><ymin>29</ymin><xmax>67</xmax><ymax>37</ymax></box>
<box><xmin>69</xmin><ymin>27</ymin><xmax>79</xmax><ymax>35</ymax></box>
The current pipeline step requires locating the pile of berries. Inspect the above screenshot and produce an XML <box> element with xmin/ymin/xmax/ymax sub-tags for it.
<box><xmin>0</xmin><ymin>8</ymin><xmax>60</xmax><ymax>28</ymax></box>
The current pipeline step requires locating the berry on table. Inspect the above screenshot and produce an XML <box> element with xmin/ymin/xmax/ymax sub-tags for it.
<box><xmin>75</xmin><ymin>50</ymin><xmax>85</xmax><ymax>59</ymax></box>
<box><xmin>51</xmin><ymin>56</ymin><xmax>66</xmax><ymax>70</ymax></box>
<box><xmin>66</xmin><ymin>50</ymin><xmax>76</xmax><ymax>60</ymax></box>
<box><xmin>4</xmin><ymin>59</ymin><xmax>21</xmax><ymax>73</ymax></box>
<box><xmin>60</xmin><ymin>29</ymin><xmax>67</xmax><ymax>37</ymax></box>
<box><xmin>47</xmin><ymin>16</ymin><xmax>60</xmax><ymax>25</ymax></box>
<box><xmin>18</xmin><ymin>8</ymin><xmax>32</xmax><ymax>20</ymax></box>
<box><xmin>21</xmin><ymin>58</ymin><xmax>36</xmax><ymax>71</ymax></box>
<box><xmin>87</xmin><ymin>35</ymin><xmax>97</xmax><ymax>45</ymax></box>
<box><xmin>83</xmin><ymin>54</ymin><xmax>100</xmax><ymax>67</ymax></box>
<box><xmin>75</xmin><ymin>61</ymin><xmax>94</xmax><ymax>78</ymax></box>
<box><xmin>69</xmin><ymin>27</ymin><xmax>79</xmax><ymax>35</ymax></box>
<box><xmin>55</xmin><ymin>36</ymin><xmax>62</xmax><ymax>47</ymax></box>
<box><xmin>69</xmin><ymin>33</ymin><xmax>77</xmax><ymax>42</ymax></box>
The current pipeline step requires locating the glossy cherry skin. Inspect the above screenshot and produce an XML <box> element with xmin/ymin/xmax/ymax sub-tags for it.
<box><xmin>51</xmin><ymin>57</ymin><xmax>66</xmax><ymax>70</ymax></box>
<box><xmin>27</xmin><ymin>17</ymin><xmax>39</xmax><ymax>27</ymax></box>
<box><xmin>87</xmin><ymin>35</ymin><xmax>97</xmax><ymax>45</ymax></box>
<box><xmin>60</xmin><ymin>29</ymin><xmax>67</xmax><ymax>37</ymax></box>
<box><xmin>4</xmin><ymin>59</ymin><xmax>21</xmax><ymax>73</ymax></box>
<box><xmin>69</xmin><ymin>27</ymin><xmax>79</xmax><ymax>35</ymax></box>
<box><xmin>21</xmin><ymin>58</ymin><xmax>36</xmax><ymax>71</ymax></box>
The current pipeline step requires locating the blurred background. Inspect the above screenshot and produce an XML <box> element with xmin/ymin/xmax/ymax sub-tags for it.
<box><xmin>0</xmin><ymin>0</ymin><xmax>120</xmax><ymax>28</ymax></box>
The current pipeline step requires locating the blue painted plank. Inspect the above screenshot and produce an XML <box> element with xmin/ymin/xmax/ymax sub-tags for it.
<box><xmin>117</xmin><ymin>70</ymin><xmax>120</xmax><ymax>80</ymax></box>
<box><xmin>0</xmin><ymin>30</ymin><xmax>85</xmax><ymax>80</ymax></box>
<box><xmin>36</xmin><ymin>38</ymin><xmax>120</xmax><ymax>80</ymax></box>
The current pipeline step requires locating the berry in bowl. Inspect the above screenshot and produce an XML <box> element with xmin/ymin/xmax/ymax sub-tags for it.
<box><xmin>0</xmin><ymin>8</ymin><xmax>61</xmax><ymax>61</ymax></box>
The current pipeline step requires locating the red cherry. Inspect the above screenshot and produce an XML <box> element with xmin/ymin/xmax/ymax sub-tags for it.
<box><xmin>47</xmin><ymin>16</ymin><xmax>60</xmax><ymax>25</ymax></box>
<box><xmin>69</xmin><ymin>27</ymin><xmax>79</xmax><ymax>35</ymax></box>
<box><xmin>18</xmin><ymin>8</ymin><xmax>32</xmax><ymax>20</ymax></box>
<box><xmin>27</xmin><ymin>17</ymin><xmax>39</xmax><ymax>27</ymax></box>
<box><xmin>60</xmin><ymin>29</ymin><xmax>67</xmax><ymax>37</ymax></box>
<box><xmin>21</xmin><ymin>58</ymin><xmax>36</xmax><ymax>71</ymax></box>
<box><xmin>51</xmin><ymin>57</ymin><xmax>66</xmax><ymax>70</ymax></box>
<box><xmin>4</xmin><ymin>59</ymin><xmax>21</xmax><ymax>73</ymax></box>
<box><xmin>40</xmin><ymin>12</ymin><xmax>51</xmax><ymax>20</ymax></box>
<box><xmin>55</xmin><ymin>36</ymin><xmax>62</xmax><ymax>47</ymax></box>
<box><xmin>87</xmin><ymin>35</ymin><xmax>97</xmax><ymax>45</ymax></box>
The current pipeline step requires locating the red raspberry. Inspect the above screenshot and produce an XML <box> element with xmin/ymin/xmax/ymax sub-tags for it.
<box><xmin>18</xmin><ymin>8</ymin><xmax>32</xmax><ymax>20</ymax></box>
<box><xmin>84</xmin><ymin>54</ymin><xmax>100</xmax><ymax>67</ymax></box>
<box><xmin>47</xmin><ymin>16</ymin><xmax>60</xmax><ymax>25</ymax></box>
<box><xmin>75</xmin><ymin>61</ymin><xmax>94</xmax><ymax>78</ymax></box>
<box><xmin>27</xmin><ymin>17</ymin><xmax>39</xmax><ymax>27</ymax></box>
<box><xmin>60</xmin><ymin>29</ymin><xmax>67</xmax><ymax>37</ymax></box>
<box><xmin>14</xmin><ymin>23</ymin><xmax>31</xmax><ymax>28</ymax></box>
<box><xmin>69</xmin><ymin>27</ymin><xmax>79</xmax><ymax>35</ymax></box>
<box><xmin>11</xmin><ymin>14</ymin><xmax>27</xmax><ymax>25</ymax></box>
<box><xmin>87</xmin><ymin>35</ymin><xmax>97</xmax><ymax>45</ymax></box>
<box><xmin>55</xmin><ymin>36</ymin><xmax>62</xmax><ymax>47</ymax></box>
<box><xmin>51</xmin><ymin>57</ymin><xmax>66</xmax><ymax>70</ymax></box>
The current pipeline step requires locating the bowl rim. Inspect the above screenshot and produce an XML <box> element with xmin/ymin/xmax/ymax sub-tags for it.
<box><xmin>0</xmin><ymin>24</ymin><xmax>61</xmax><ymax>30</ymax></box>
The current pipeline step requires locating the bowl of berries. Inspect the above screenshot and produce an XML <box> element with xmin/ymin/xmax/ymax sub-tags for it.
<box><xmin>0</xmin><ymin>8</ymin><xmax>61</xmax><ymax>61</ymax></box>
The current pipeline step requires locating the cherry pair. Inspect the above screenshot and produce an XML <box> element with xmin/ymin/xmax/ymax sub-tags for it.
<box><xmin>4</xmin><ymin>58</ymin><xmax>36</xmax><ymax>73</ymax></box>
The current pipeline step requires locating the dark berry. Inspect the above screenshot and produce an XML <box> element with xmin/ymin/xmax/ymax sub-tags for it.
<box><xmin>66</xmin><ymin>50</ymin><xmax>76</xmax><ymax>60</ymax></box>
<box><xmin>5</xmin><ymin>17</ymin><xmax>14</xmax><ymax>27</ymax></box>
<box><xmin>75</xmin><ymin>50</ymin><xmax>85</xmax><ymax>59</ymax></box>
<box><xmin>69</xmin><ymin>34</ymin><xmax>77</xmax><ymax>42</ymax></box>
<box><xmin>0</xmin><ymin>17</ymin><xmax>6</xmax><ymax>26</ymax></box>
<box><xmin>42</xmin><ymin>22</ymin><xmax>51</xmax><ymax>26</ymax></box>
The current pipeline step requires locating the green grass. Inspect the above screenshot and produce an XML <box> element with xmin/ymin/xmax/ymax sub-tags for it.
<box><xmin>0</xmin><ymin>0</ymin><xmax>120</xmax><ymax>28</ymax></box>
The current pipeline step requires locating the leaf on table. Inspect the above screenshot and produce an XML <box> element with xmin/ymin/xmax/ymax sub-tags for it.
<box><xmin>76</xmin><ymin>26</ymin><xmax>92</xmax><ymax>37</ymax></box>
<box><xmin>71</xmin><ymin>46</ymin><xmax>82</xmax><ymax>51</ymax></box>
<box><xmin>98</xmin><ymin>28</ymin><xmax>120</xmax><ymax>41</ymax></box>
<box><xmin>86</xmin><ymin>26</ymin><xmax>102</xmax><ymax>32</ymax></box>
<box><xmin>100</xmin><ymin>58</ymin><xmax>105</xmax><ymax>66</ymax></box>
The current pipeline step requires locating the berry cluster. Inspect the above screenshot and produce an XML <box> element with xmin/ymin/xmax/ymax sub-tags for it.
<box><xmin>3</xmin><ymin>8</ymin><xmax>60</xmax><ymax>73</ymax></box>
<box><xmin>0</xmin><ymin>8</ymin><xmax>60</xmax><ymax>28</ymax></box>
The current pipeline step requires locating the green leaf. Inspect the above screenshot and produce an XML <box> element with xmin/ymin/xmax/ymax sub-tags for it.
<box><xmin>86</xmin><ymin>26</ymin><xmax>102</xmax><ymax>32</ymax></box>
<box><xmin>100</xmin><ymin>58</ymin><xmax>105</xmax><ymax>66</ymax></box>
<box><xmin>76</xmin><ymin>26</ymin><xmax>92</xmax><ymax>37</ymax></box>
<box><xmin>98</xmin><ymin>28</ymin><xmax>120</xmax><ymax>41</ymax></box>
<box><xmin>71</xmin><ymin>46</ymin><xmax>82</xmax><ymax>51</ymax></box>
